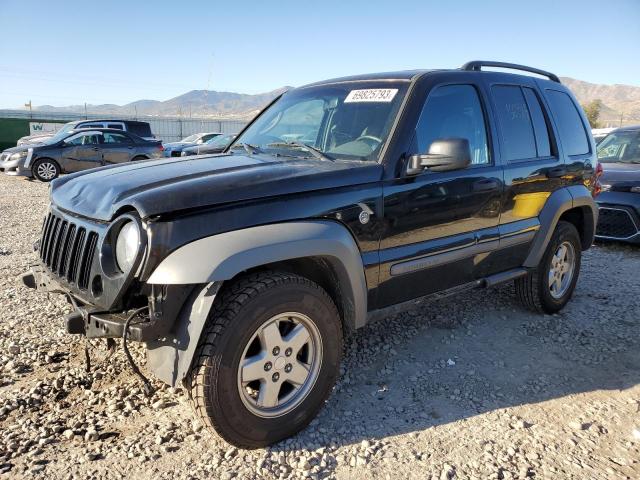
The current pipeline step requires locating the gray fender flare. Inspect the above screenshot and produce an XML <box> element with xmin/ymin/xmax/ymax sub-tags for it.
<box><xmin>146</xmin><ymin>283</ymin><xmax>220</xmax><ymax>387</ymax></box>
<box><xmin>523</xmin><ymin>185</ymin><xmax>597</xmax><ymax>268</ymax></box>
<box><xmin>145</xmin><ymin>221</ymin><xmax>367</xmax><ymax>386</ymax></box>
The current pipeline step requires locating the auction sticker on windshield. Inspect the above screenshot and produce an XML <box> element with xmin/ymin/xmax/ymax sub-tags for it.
<box><xmin>344</xmin><ymin>89</ymin><xmax>398</xmax><ymax>103</ymax></box>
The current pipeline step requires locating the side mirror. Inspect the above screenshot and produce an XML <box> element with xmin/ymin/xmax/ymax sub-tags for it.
<box><xmin>406</xmin><ymin>138</ymin><xmax>472</xmax><ymax>175</ymax></box>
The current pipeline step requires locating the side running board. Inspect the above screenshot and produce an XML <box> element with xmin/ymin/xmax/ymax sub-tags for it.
<box><xmin>367</xmin><ymin>267</ymin><xmax>529</xmax><ymax>323</ymax></box>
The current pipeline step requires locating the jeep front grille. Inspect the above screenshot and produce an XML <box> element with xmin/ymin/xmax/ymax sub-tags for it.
<box><xmin>595</xmin><ymin>207</ymin><xmax>639</xmax><ymax>240</ymax></box>
<box><xmin>39</xmin><ymin>213</ymin><xmax>99</xmax><ymax>289</ymax></box>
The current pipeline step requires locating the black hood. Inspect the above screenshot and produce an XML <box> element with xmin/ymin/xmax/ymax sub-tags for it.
<box><xmin>51</xmin><ymin>153</ymin><xmax>383</xmax><ymax>221</ymax></box>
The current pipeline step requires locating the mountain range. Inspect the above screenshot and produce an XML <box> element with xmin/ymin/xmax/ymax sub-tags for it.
<box><xmin>35</xmin><ymin>78</ymin><xmax>640</xmax><ymax>126</ymax></box>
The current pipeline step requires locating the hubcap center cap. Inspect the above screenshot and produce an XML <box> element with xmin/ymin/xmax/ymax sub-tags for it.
<box><xmin>274</xmin><ymin>357</ymin><xmax>286</xmax><ymax>371</ymax></box>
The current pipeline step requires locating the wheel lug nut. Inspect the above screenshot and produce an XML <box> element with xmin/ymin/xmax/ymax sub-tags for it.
<box><xmin>272</xmin><ymin>372</ymin><xmax>280</xmax><ymax>382</ymax></box>
<box><xmin>264</xmin><ymin>362</ymin><xmax>272</xmax><ymax>371</ymax></box>
<box><xmin>285</xmin><ymin>348</ymin><xmax>292</xmax><ymax>357</ymax></box>
<box><xmin>284</xmin><ymin>363</ymin><xmax>292</xmax><ymax>373</ymax></box>
<box><xmin>272</xmin><ymin>346</ymin><xmax>280</xmax><ymax>355</ymax></box>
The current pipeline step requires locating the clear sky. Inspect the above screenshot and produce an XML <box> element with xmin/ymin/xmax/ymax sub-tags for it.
<box><xmin>0</xmin><ymin>0</ymin><xmax>638</xmax><ymax>108</ymax></box>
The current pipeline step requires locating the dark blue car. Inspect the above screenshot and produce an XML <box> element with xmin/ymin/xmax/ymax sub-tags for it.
<box><xmin>595</xmin><ymin>125</ymin><xmax>640</xmax><ymax>243</ymax></box>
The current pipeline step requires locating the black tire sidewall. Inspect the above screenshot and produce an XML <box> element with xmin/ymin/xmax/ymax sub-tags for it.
<box><xmin>536</xmin><ymin>222</ymin><xmax>582</xmax><ymax>312</ymax></box>
<box><xmin>206</xmin><ymin>280</ymin><xmax>342</xmax><ymax>446</ymax></box>
<box><xmin>32</xmin><ymin>159</ymin><xmax>60</xmax><ymax>182</ymax></box>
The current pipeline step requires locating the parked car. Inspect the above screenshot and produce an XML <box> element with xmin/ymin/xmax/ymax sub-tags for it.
<box><xmin>595</xmin><ymin>125</ymin><xmax>640</xmax><ymax>243</ymax></box>
<box><xmin>1</xmin><ymin>128</ymin><xmax>163</xmax><ymax>182</ymax></box>
<box><xmin>21</xmin><ymin>61</ymin><xmax>598</xmax><ymax>448</ymax></box>
<box><xmin>17</xmin><ymin>119</ymin><xmax>155</xmax><ymax>146</ymax></box>
<box><xmin>181</xmin><ymin>134</ymin><xmax>237</xmax><ymax>156</ymax></box>
<box><xmin>591</xmin><ymin>127</ymin><xmax>615</xmax><ymax>145</ymax></box>
<box><xmin>163</xmin><ymin>132</ymin><xmax>222</xmax><ymax>157</ymax></box>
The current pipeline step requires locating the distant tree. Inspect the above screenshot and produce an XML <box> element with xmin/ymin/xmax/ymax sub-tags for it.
<box><xmin>582</xmin><ymin>99</ymin><xmax>603</xmax><ymax>128</ymax></box>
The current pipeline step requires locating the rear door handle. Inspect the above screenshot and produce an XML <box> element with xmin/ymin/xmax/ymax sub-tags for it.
<box><xmin>546</xmin><ymin>166</ymin><xmax>566</xmax><ymax>178</ymax></box>
<box><xmin>473</xmin><ymin>179</ymin><xmax>500</xmax><ymax>192</ymax></box>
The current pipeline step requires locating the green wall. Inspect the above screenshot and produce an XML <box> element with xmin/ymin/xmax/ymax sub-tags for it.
<box><xmin>0</xmin><ymin>118</ymin><xmax>67</xmax><ymax>151</ymax></box>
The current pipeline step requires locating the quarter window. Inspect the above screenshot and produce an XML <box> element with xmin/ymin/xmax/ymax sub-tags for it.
<box><xmin>522</xmin><ymin>88</ymin><xmax>552</xmax><ymax>158</ymax></box>
<box><xmin>545</xmin><ymin>90</ymin><xmax>590</xmax><ymax>156</ymax></box>
<box><xmin>414</xmin><ymin>85</ymin><xmax>489</xmax><ymax>165</ymax></box>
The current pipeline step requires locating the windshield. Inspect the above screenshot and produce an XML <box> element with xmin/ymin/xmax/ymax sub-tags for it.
<box><xmin>597</xmin><ymin>131</ymin><xmax>640</xmax><ymax>163</ymax></box>
<box><xmin>232</xmin><ymin>82</ymin><xmax>408</xmax><ymax>161</ymax></box>
<box><xmin>181</xmin><ymin>134</ymin><xmax>201</xmax><ymax>143</ymax></box>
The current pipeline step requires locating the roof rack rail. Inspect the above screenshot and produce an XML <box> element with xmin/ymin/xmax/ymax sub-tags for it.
<box><xmin>461</xmin><ymin>61</ymin><xmax>561</xmax><ymax>83</ymax></box>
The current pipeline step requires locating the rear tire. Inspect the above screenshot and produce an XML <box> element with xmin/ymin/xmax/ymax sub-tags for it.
<box><xmin>187</xmin><ymin>271</ymin><xmax>343</xmax><ymax>448</ymax></box>
<box><xmin>516</xmin><ymin>221</ymin><xmax>581</xmax><ymax>314</ymax></box>
<box><xmin>32</xmin><ymin>158</ymin><xmax>60</xmax><ymax>182</ymax></box>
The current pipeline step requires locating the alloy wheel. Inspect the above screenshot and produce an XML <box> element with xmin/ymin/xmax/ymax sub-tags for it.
<box><xmin>36</xmin><ymin>162</ymin><xmax>57</xmax><ymax>180</ymax></box>
<box><xmin>237</xmin><ymin>312</ymin><xmax>323</xmax><ymax>418</ymax></box>
<box><xmin>548</xmin><ymin>241</ymin><xmax>576</xmax><ymax>299</ymax></box>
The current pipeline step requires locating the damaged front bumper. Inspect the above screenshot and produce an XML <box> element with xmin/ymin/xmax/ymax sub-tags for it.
<box><xmin>21</xmin><ymin>265</ymin><xmax>193</xmax><ymax>342</ymax></box>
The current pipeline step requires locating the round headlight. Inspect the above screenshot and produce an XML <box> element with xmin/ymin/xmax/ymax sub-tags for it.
<box><xmin>115</xmin><ymin>221</ymin><xmax>140</xmax><ymax>272</ymax></box>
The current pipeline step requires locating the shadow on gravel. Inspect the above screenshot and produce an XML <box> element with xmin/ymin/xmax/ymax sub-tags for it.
<box><xmin>270</xmin><ymin>246</ymin><xmax>640</xmax><ymax>452</ymax></box>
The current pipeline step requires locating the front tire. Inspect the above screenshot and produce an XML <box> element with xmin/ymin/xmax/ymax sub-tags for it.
<box><xmin>515</xmin><ymin>221</ymin><xmax>581</xmax><ymax>313</ymax></box>
<box><xmin>187</xmin><ymin>271</ymin><xmax>343</xmax><ymax>448</ymax></box>
<box><xmin>32</xmin><ymin>158</ymin><xmax>60</xmax><ymax>182</ymax></box>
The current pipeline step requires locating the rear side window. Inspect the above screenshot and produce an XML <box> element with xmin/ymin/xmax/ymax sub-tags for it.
<box><xmin>107</xmin><ymin>123</ymin><xmax>124</xmax><ymax>130</ymax></box>
<box><xmin>127</xmin><ymin>122</ymin><xmax>152</xmax><ymax>137</ymax></box>
<box><xmin>492</xmin><ymin>85</ymin><xmax>537</xmax><ymax>161</ymax></box>
<box><xmin>103</xmin><ymin>133</ymin><xmax>131</xmax><ymax>144</ymax></box>
<box><xmin>545</xmin><ymin>90</ymin><xmax>589</xmax><ymax>156</ymax></box>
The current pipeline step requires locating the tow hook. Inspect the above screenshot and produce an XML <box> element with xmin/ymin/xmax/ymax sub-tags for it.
<box><xmin>20</xmin><ymin>271</ymin><xmax>36</xmax><ymax>289</ymax></box>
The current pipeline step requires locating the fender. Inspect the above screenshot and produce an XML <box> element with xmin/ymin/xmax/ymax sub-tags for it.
<box><xmin>523</xmin><ymin>185</ymin><xmax>597</xmax><ymax>268</ymax></box>
<box><xmin>147</xmin><ymin>220</ymin><xmax>368</xmax><ymax>329</ymax></box>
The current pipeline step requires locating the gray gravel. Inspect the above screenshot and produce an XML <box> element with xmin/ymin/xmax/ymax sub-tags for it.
<box><xmin>1</xmin><ymin>173</ymin><xmax>639</xmax><ymax>479</ymax></box>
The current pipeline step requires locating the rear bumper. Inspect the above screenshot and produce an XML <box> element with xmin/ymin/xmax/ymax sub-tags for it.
<box><xmin>0</xmin><ymin>158</ymin><xmax>32</xmax><ymax>177</ymax></box>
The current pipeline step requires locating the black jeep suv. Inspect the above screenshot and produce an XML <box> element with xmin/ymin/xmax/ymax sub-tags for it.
<box><xmin>22</xmin><ymin>61</ymin><xmax>599</xmax><ymax>448</ymax></box>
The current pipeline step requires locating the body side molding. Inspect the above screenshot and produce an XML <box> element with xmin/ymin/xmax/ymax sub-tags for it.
<box><xmin>147</xmin><ymin>220</ymin><xmax>368</xmax><ymax>329</ymax></box>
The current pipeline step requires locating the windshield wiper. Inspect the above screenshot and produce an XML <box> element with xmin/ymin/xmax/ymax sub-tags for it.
<box><xmin>231</xmin><ymin>142</ymin><xmax>262</xmax><ymax>155</ymax></box>
<box><xmin>266</xmin><ymin>142</ymin><xmax>335</xmax><ymax>162</ymax></box>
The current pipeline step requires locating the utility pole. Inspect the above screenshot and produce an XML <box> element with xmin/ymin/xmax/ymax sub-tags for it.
<box><xmin>24</xmin><ymin>100</ymin><xmax>32</xmax><ymax>118</ymax></box>
<box><xmin>619</xmin><ymin>112</ymin><xmax>624</xmax><ymax>127</ymax></box>
<box><xmin>134</xmin><ymin>105</ymin><xmax>138</xmax><ymax>119</ymax></box>
<box><xmin>84</xmin><ymin>102</ymin><xmax>88</xmax><ymax>119</ymax></box>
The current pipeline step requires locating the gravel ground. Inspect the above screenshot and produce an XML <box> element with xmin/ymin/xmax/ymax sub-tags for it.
<box><xmin>1</xmin><ymin>173</ymin><xmax>639</xmax><ymax>480</ymax></box>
